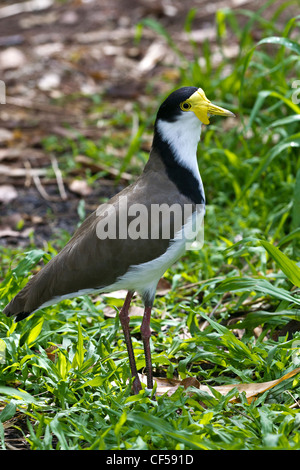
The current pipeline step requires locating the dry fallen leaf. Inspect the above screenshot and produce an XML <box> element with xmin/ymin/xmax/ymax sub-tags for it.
<box><xmin>156</xmin><ymin>278</ymin><xmax>172</xmax><ymax>296</ymax></box>
<box><xmin>45</xmin><ymin>344</ymin><xmax>60</xmax><ymax>362</ymax></box>
<box><xmin>0</xmin><ymin>46</ymin><xmax>26</xmax><ymax>70</ymax></box>
<box><xmin>0</xmin><ymin>184</ymin><xmax>18</xmax><ymax>203</ymax></box>
<box><xmin>38</xmin><ymin>73</ymin><xmax>61</xmax><ymax>91</ymax></box>
<box><xmin>0</xmin><ymin>227</ymin><xmax>32</xmax><ymax>239</ymax></box>
<box><xmin>141</xmin><ymin>367</ymin><xmax>300</xmax><ymax>402</ymax></box>
<box><xmin>138</xmin><ymin>41</ymin><xmax>166</xmax><ymax>74</ymax></box>
<box><xmin>68</xmin><ymin>179</ymin><xmax>92</xmax><ymax>197</ymax></box>
<box><xmin>103</xmin><ymin>304</ymin><xmax>144</xmax><ymax>318</ymax></box>
<box><xmin>213</xmin><ymin>367</ymin><xmax>300</xmax><ymax>403</ymax></box>
<box><xmin>140</xmin><ymin>375</ymin><xmax>181</xmax><ymax>396</ymax></box>
<box><xmin>0</xmin><ymin>129</ymin><xmax>14</xmax><ymax>143</ymax></box>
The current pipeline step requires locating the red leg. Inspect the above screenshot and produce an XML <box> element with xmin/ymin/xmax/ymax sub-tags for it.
<box><xmin>140</xmin><ymin>306</ymin><xmax>153</xmax><ymax>389</ymax></box>
<box><xmin>118</xmin><ymin>291</ymin><xmax>142</xmax><ymax>394</ymax></box>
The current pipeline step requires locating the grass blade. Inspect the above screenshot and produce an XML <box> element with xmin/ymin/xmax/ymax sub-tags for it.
<box><xmin>257</xmin><ymin>36</ymin><xmax>300</xmax><ymax>55</ymax></box>
<box><xmin>260</xmin><ymin>240</ymin><xmax>300</xmax><ymax>287</ymax></box>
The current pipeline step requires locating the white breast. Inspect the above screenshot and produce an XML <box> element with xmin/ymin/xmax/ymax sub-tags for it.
<box><xmin>156</xmin><ymin>113</ymin><xmax>202</xmax><ymax>182</ymax></box>
<box><xmin>113</xmin><ymin>205</ymin><xmax>205</xmax><ymax>300</ymax></box>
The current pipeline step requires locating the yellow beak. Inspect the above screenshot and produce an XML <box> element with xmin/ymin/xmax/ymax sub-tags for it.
<box><xmin>183</xmin><ymin>88</ymin><xmax>235</xmax><ymax>125</ymax></box>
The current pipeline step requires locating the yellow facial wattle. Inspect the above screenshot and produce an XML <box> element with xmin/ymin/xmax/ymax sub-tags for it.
<box><xmin>180</xmin><ymin>88</ymin><xmax>235</xmax><ymax>125</ymax></box>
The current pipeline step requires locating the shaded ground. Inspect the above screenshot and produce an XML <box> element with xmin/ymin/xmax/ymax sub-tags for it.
<box><xmin>0</xmin><ymin>0</ymin><xmax>272</xmax><ymax>247</ymax></box>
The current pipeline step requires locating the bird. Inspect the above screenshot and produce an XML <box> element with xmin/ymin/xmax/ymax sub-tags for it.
<box><xmin>3</xmin><ymin>87</ymin><xmax>234</xmax><ymax>394</ymax></box>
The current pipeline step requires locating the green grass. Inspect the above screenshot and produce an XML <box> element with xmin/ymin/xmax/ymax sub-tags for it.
<box><xmin>0</xmin><ymin>1</ymin><xmax>300</xmax><ymax>450</ymax></box>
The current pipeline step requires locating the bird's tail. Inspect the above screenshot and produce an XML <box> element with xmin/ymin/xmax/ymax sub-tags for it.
<box><xmin>3</xmin><ymin>259</ymin><xmax>56</xmax><ymax>322</ymax></box>
<box><xmin>3</xmin><ymin>278</ymin><xmax>39</xmax><ymax>322</ymax></box>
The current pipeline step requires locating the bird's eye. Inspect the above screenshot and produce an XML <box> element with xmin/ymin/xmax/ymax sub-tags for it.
<box><xmin>180</xmin><ymin>102</ymin><xmax>191</xmax><ymax>111</ymax></box>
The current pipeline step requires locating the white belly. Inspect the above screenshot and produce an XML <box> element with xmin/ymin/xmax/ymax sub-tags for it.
<box><xmin>113</xmin><ymin>206</ymin><xmax>205</xmax><ymax>299</ymax></box>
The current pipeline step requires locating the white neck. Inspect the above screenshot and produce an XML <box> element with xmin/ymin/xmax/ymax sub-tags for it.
<box><xmin>156</xmin><ymin>113</ymin><xmax>202</xmax><ymax>181</ymax></box>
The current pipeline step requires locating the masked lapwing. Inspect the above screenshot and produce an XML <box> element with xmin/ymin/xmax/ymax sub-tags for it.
<box><xmin>3</xmin><ymin>87</ymin><xmax>234</xmax><ymax>394</ymax></box>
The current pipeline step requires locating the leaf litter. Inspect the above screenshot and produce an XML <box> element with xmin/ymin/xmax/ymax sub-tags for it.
<box><xmin>144</xmin><ymin>368</ymin><xmax>300</xmax><ymax>403</ymax></box>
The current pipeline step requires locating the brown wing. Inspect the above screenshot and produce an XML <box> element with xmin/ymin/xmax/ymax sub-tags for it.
<box><xmin>3</xmin><ymin>154</ymin><xmax>193</xmax><ymax>318</ymax></box>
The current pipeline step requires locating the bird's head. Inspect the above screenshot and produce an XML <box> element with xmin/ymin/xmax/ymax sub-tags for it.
<box><xmin>153</xmin><ymin>87</ymin><xmax>235</xmax><ymax>182</ymax></box>
<box><xmin>156</xmin><ymin>86</ymin><xmax>235</xmax><ymax>125</ymax></box>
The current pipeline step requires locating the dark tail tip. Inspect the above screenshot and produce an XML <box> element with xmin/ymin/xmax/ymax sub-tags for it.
<box><xmin>3</xmin><ymin>302</ymin><xmax>31</xmax><ymax>322</ymax></box>
<box><xmin>15</xmin><ymin>312</ymin><xmax>31</xmax><ymax>322</ymax></box>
